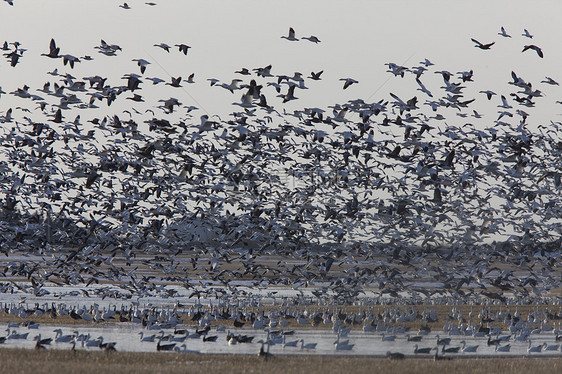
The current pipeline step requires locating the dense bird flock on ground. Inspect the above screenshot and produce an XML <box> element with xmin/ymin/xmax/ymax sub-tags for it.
<box><xmin>0</xmin><ymin>1</ymin><xmax>560</xmax><ymax>316</ymax></box>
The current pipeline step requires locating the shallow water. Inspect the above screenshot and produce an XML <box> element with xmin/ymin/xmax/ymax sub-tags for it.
<box><xmin>2</xmin><ymin>321</ymin><xmax>560</xmax><ymax>357</ymax></box>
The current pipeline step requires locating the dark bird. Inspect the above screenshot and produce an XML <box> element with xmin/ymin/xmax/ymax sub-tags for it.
<box><xmin>156</xmin><ymin>340</ymin><xmax>176</xmax><ymax>351</ymax></box>
<box><xmin>41</xmin><ymin>38</ymin><xmax>60</xmax><ymax>59</ymax></box>
<box><xmin>302</xmin><ymin>35</ymin><xmax>321</xmax><ymax>43</ymax></box>
<box><xmin>471</xmin><ymin>38</ymin><xmax>494</xmax><ymax>50</ymax></box>
<box><xmin>175</xmin><ymin>44</ymin><xmax>191</xmax><ymax>55</ymax></box>
<box><xmin>166</xmin><ymin>76</ymin><xmax>182</xmax><ymax>87</ymax></box>
<box><xmin>281</xmin><ymin>27</ymin><xmax>298</xmax><ymax>41</ymax></box>
<box><xmin>308</xmin><ymin>70</ymin><xmax>323</xmax><ymax>80</ymax></box>
<box><xmin>340</xmin><ymin>78</ymin><xmax>358</xmax><ymax>90</ymax></box>
<box><xmin>522</xmin><ymin>44</ymin><xmax>543</xmax><ymax>58</ymax></box>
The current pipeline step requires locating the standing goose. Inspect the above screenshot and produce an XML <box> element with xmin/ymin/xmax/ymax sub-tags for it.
<box><xmin>257</xmin><ymin>339</ymin><xmax>273</xmax><ymax>359</ymax></box>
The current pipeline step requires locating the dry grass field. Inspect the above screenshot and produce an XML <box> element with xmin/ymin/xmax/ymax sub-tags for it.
<box><xmin>0</xmin><ymin>348</ymin><xmax>560</xmax><ymax>374</ymax></box>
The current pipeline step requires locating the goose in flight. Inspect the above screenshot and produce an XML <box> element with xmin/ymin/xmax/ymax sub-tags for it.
<box><xmin>175</xmin><ymin>44</ymin><xmax>191</xmax><ymax>55</ymax></box>
<box><xmin>41</xmin><ymin>38</ymin><xmax>60</xmax><ymax>59</ymax></box>
<box><xmin>281</xmin><ymin>27</ymin><xmax>298</xmax><ymax>41</ymax></box>
<box><xmin>183</xmin><ymin>73</ymin><xmax>195</xmax><ymax>84</ymax></box>
<box><xmin>522</xmin><ymin>28</ymin><xmax>533</xmax><ymax>38</ymax></box>
<box><xmin>154</xmin><ymin>43</ymin><xmax>171</xmax><ymax>52</ymax></box>
<box><xmin>132</xmin><ymin>58</ymin><xmax>150</xmax><ymax>74</ymax></box>
<box><xmin>166</xmin><ymin>76</ymin><xmax>182</xmax><ymax>87</ymax></box>
<box><xmin>6</xmin><ymin>50</ymin><xmax>21</xmax><ymax>67</ymax></box>
<box><xmin>416</xmin><ymin>78</ymin><xmax>432</xmax><ymax>97</ymax></box>
<box><xmin>119</xmin><ymin>2</ymin><xmax>130</xmax><ymax>9</ymax></box>
<box><xmin>471</xmin><ymin>38</ymin><xmax>495</xmax><ymax>50</ymax></box>
<box><xmin>62</xmin><ymin>54</ymin><xmax>80</xmax><ymax>68</ymax></box>
<box><xmin>498</xmin><ymin>27</ymin><xmax>511</xmax><ymax>38</ymax></box>
<box><xmin>420</xmin><ymin>58</ymin><xmax>434</xmax><ymax>67</ymax></box>
<box><xmin>96</xmin><ymin>40</ymin><xmax>122</xmax><ymax>56</ymax></box>
<box><xmin>235</xmin><ymin>67</ymin><xmax>250</xmax><ymax>75</ymax></box>
<box><xmin>479</xmin><ymin>90</ymin><xmax>496</xmax><ymax>100</ymax></box>
<box><xmin>522</xmin><ymin>44</ymin><xmax>543</xmax><ymax>58</ymax></box>
<box><xmin>308</xmin><ymin>70</ymin><xmax>323</xmax><ymax>80</ymax></box>
<box><xmin>340</xmin><ymin>78</ymin><xmax>358</xmax><ymax>90</ymax></box>
<box><xmin>541</xmin><ymin>77</ymin><xmax>558</xmax><ymax>85</ymax></box>
<box><xmin>146</xmin><ymin>76</ymin><xmax>165</xmax><ymax>85</ymax></box>
<box><xmin>302</xmin><ymin>35</ymin><xmax>320</xmax><ymax>43</ymax></box>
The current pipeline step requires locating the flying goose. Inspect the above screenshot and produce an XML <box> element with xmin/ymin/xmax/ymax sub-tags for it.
<box><xmin>522</xmin><ymin>44</ymin><xmax>543</xmax><ymax>58</ymax></box>
<box><xmin>302</xmin><ymin>35</ymin><xmax>320</xmax><ymax>43</ymax></box>
<box><xmin>281</xmin><ymin>27</ymin><xmax>298</xmax><ymax>41</ymax></box>
<box><xmin>471</xmin><ymin>38</ymin><xmax>495</xmax><ymax>50</ymax></box>
<box><xmin>41</xmin><ymin>38</ymin><xmax>60</xmax><ymax>59</ymax></box>
<box><xmin>175</xmin><ymin>44</ymin><xmax>191</xmax><ymax>55</ymax></box>
<box><xmin>154</xmin><ymin>42</ymin><xmax>171</xmax><ymax>52</ymax></box>
<box><xmin>498</xmin><ymin>26</ymin><xmax>511</xmax><ymax>38</ymax></box>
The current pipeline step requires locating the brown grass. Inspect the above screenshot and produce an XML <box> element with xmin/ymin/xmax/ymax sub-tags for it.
<box><xmin>0</xmin><ymin>348</ymin><xmax>560</xmax><ymax>374</ymax></box>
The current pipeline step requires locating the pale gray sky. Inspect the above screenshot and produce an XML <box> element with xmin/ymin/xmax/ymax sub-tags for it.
<box><xmin>1</xmin><ymin>0</ymin><xmax>562</xmax><ymax>123</ymax></box>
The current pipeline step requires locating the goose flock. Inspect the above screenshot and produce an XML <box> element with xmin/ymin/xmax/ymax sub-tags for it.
<box><xmin>0</xmin><ymin>1</ymin><xmax>561</xmax><ymax>358</ymax></box>
<box><xmin>0</xmin><ymin>302</ymin><xmax>561</xmax><ymax>356</ymax></box>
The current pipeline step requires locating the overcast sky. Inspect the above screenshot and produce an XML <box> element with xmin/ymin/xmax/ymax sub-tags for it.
<box><xmin>1</xmin><ymin>0</ymin><xmax>562</xmax><ymax>124</ymax></box>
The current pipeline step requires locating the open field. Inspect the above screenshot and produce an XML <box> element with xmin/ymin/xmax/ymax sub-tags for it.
<box><xmin>0</xmin><ymin>348</ymin><xmax>560</xmax><ymax>374</ymax></box>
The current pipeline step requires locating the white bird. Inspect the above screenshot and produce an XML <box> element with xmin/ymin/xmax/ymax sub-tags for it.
<box><xmin>154</xmin><ymin>43</ymin><xmax>171</xmax><ymax>52</ymax></box>
<box><xmin>498</xmin><ymin>26</ymin><xmax>511</xmax><ymax>38</ymax></box>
